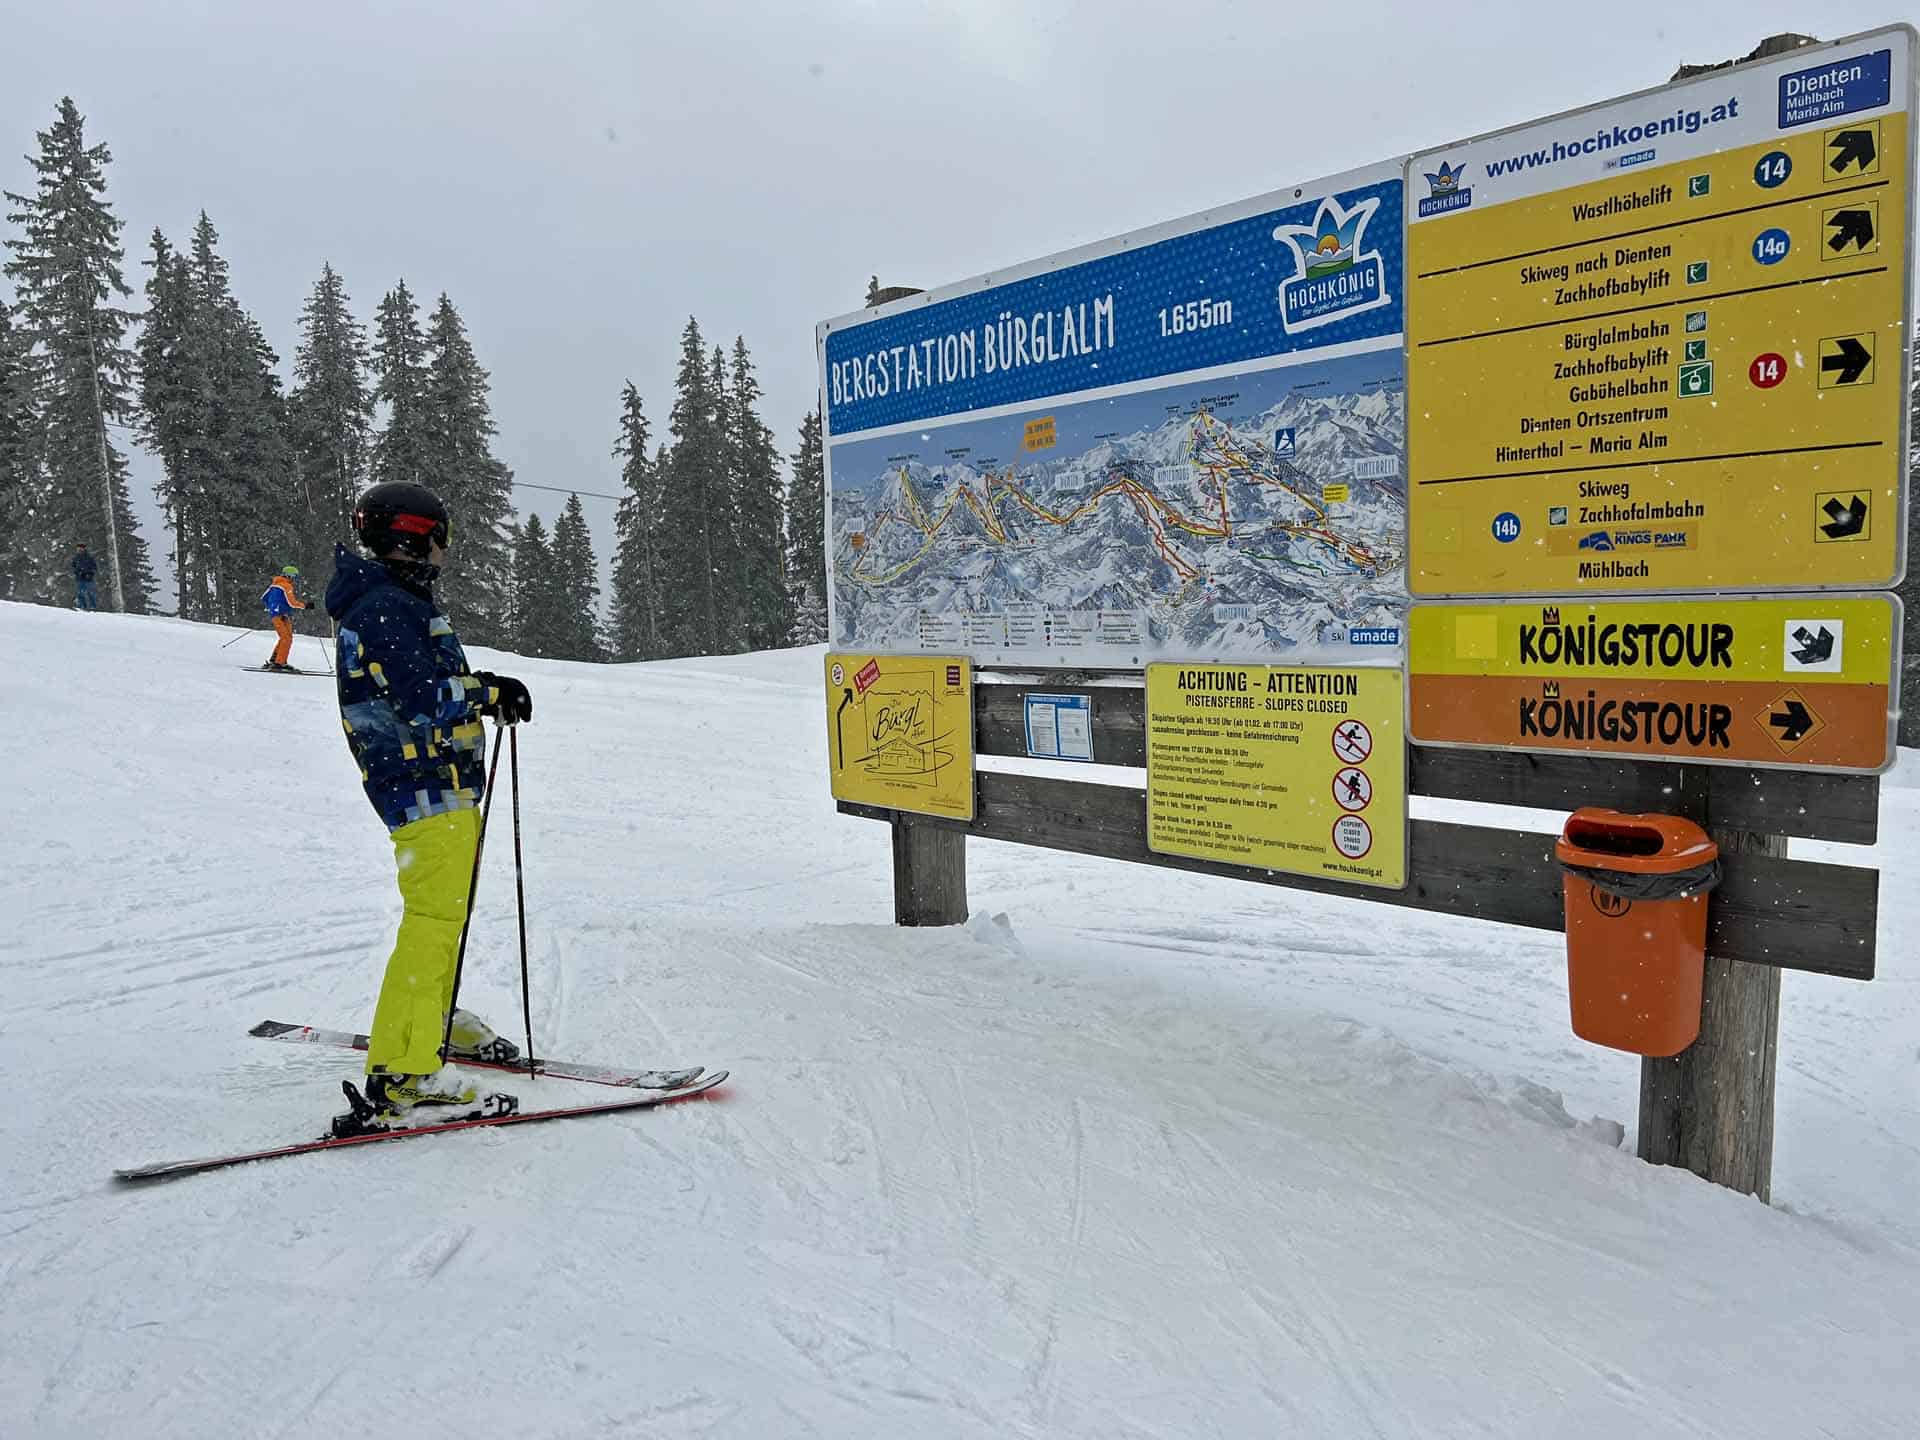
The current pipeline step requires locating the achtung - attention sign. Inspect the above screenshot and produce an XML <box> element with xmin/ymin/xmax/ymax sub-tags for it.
<box><xmin>1408</xmin><ymin>596</ymin><xmax>1900</xmax><ymax>771</ymax></box>
<box><xmin>1406</xmin><ymin>27</ymin><xmax>1914</xmax><ymax>596</ymax></box>
<box><xmin>1146</xmin><ymin>664</ymin><xmax>1407</xmax><ymax>888</ymax></box>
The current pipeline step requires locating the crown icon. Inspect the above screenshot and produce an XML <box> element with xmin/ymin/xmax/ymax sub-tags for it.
<box><xmin>1424</xmin><ymin>161</ymin><xmax>1465</xmax><ymax>194</ymax></box>
<box><xmin>1542</xmin><ymin>606</ymin><xmax>1561</xmax><ymax>625</ymax></box>
<box><xmin>1543</xmin><ymin>681</ymin><xmax>1561</xmax><ymax>699</ymax></box>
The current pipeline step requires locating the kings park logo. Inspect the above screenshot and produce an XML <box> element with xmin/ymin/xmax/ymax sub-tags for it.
<box><xmin>1273</xmin><ymin>193</ymin><xmax>1390</xmax><ymax>335</ymax></box>
<box><xmin>1418</xmin><ymin>159</ymin><xmax>1473</xmax><ymax>217</ymax></box>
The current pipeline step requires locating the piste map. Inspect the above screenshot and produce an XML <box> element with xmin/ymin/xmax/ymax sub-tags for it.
<box><xmin>828</xmin><ymin>349</ymin><xmax>1407</xmax><ymax>663</ymax></box>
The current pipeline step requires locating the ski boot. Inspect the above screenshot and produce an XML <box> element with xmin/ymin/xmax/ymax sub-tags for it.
<box><xmin>331</xmin><ymin>1068</ymin><xmax>517</xmax><ymax>1138</ymax></box>
<box><xmin>446</xmin><ymin>1008</ymin><xmax>521</xmax><ymax>1065</ymax></box>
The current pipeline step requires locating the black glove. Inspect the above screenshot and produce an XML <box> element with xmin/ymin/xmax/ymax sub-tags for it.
<box><xmin>475</xmin><ymin>671</ymin><xmax>533</xmax><ymax>724</ymax></box>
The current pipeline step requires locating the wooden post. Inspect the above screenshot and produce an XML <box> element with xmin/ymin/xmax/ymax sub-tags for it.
<box><xmin>890</xmin><ymin>815</ymin><xmax>968</xmax><ymax>927</ymax></box>
<box><xmin>1636</xmin><ymin>825</ymin><xmax>1784</xmax><ymax>1201</ymax></box>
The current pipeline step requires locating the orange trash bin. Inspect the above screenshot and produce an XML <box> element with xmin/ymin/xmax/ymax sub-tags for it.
<box><xmin>1553</xmin><ymin>809</ymin><xmax>1721</xmax><ymax>1057</ymax></box>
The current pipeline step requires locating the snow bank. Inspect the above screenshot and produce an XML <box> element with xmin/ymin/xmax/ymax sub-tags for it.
<box><xmin>1</xmin><ymin>600</ymin><xmax>1915</xmax><ymax>1437</ymax></box>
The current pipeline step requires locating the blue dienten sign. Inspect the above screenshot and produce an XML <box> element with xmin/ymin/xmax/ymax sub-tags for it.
<box><xmin>1778</xmin><ymin>48</ymin><xmax>1891</xmax><ymax>128</ymax></box>
<box><xmin>822</xmin><ymin>177</ymin><xmax>1404</xmax><ymax>437</ymax></box>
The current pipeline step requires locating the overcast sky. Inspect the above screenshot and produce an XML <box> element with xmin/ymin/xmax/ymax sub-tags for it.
<box><xmin>2</xmin><ymin>0</ymin><xmax>1902</xmax><ymax>607</ymax></box>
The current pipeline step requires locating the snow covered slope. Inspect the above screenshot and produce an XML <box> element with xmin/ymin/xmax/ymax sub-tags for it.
<box><xmin>2</xmin><ymin>599</ymin><xmax>1916</xmax><ymax>1437</ymax></box>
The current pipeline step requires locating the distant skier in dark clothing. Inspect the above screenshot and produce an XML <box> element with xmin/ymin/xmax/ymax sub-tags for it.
<box><xmin>72</xmin><ymin>544</ymin><xmax>98</xmax><ymax>611</ymax></box>
<box><xmin>324</xmin><ymin>480</ymin><xmax>535</xmax><ymax>1123</ymax></box>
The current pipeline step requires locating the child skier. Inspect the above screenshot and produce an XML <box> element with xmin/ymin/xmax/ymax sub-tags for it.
<box><xmin>259</xmin><ymin>564</ymin><xmax>309</xmax><ymax>670</ymax></box>
<box><xmin>323</xmin><ymin>481</ymin><xmax>535</xmax><ymax>1124</ymax></box>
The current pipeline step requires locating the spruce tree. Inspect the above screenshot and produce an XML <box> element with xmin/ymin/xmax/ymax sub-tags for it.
<box><xmin>135</xmin><ymin>230</ymin><xmax>200</xmax><ymax>608</ymax></box>
<box><xmin>137</xmin><ymin>213</ymin><xmax>296</xmax><ymax>622</ymax></box>
<box><xmin>785</xmin><ymin>405</ymin><xmax>827</xmax><ymax>645</ymax></box>
<box><xmin>708</xmin><ymin>341</ymin><xmax>744</xmax><ymax>650</ymax></box>
<box><xmin>371</xmin><ymin>280</ymin><xmax>431</xmax><ymax>488</ymax></box>
<box><xmin>3</xmin><ymin>98</ymin><xmax>154</xmax><ymax>611</ymax></box>
<box><xmin>729</xmin><ymin>337</ymin><xmax>788</xmax><ymax>650</ymax></box>
<box><xmin>0</xmin><ymin>298</ymin><xmax>41</xmax><ymax>596</ymax></box>
<box><xmin>608</xmin><ymin>382</ymin><xmax>660</xmax><ymax>661</ymax></box>
<box><xmin>509</xmin><ymin>511</ymin><xmax>564</xmax><ymax>657</ymax></box>
<box><xmin>657</xmin><ymin>316</ymin><xmax>718</xmax><ymax>656</ymax></box>
<box><xmin>214</xmin><ymin>301</ymin><xmax>298</xmax><ymax>611</ymax></box>
<box><xmin>288</xmin><ymin>263</ymin><xmax>372</xmax><ymax>572</ymax></box>
<box><xmin>550</xmin><ymin>491</ymin><xmax>601</xmax><ymax>660</ymax></box>
<box><xmin>422</xmin><ymin>294</ymin><xmax>514</xmax><ymax>643</ymax></box>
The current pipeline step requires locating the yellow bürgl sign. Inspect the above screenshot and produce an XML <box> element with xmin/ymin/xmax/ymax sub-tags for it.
<box><xmin>1406</xmin><ymin>27</ymin><xmax>1913</xmax><ymax>596</ymax></box>
<box><xmin>1408</xmin><ymin>595</ymin><xmax>1900</xmax><ymax>772</ymax></box>
<box><xmin>824</xmin><ymin>653</ymin><xmax>975</xmax><ymax>820</ymax></box>
<box><xmin>1145</xmin><ymin>664</ymin><xmax>1407</xmax><ymax>889</ymax></box>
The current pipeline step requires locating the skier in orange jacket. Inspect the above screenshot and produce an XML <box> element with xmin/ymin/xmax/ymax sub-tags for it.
<box><xmin>261</xmin><ymin>565</ymin><xmax>311</xmax><ymax>671</ymax></box>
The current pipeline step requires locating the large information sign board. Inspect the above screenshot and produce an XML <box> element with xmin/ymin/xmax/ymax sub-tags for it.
<box><xmin>1406</xmin><ymin>27</ymin><xmax>1914</xmax><ymax>596</ymax></box>
<box><xmin>1145</xmin><ymin>664</ymin><xmax>1407</xmax><ymax>888</ymax></box>
<box><xmin>819</xmin><ymin>162</ymin><xmax>1409</xmax><ymax>669</ymax></box>
<box><xmin>1408</xmin><ymin>596</ymin><xmax>1900</xmax><ymax>772</ymax></box>
<box><xmin>825</xmin><ymin>653</ymin><xmax>975</xmax><ymax>820</ymax></box>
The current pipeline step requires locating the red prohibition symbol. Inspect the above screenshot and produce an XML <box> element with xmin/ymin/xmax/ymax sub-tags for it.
<box><xmin>1331</xmin><ymin>719</ymin><xmax>1373</xmax><ymax>765</ymax></box>
<box><xmin>1332</xmin><ymin>767</ymin><xmax>1373</xmax><ymax>812</ymax></box>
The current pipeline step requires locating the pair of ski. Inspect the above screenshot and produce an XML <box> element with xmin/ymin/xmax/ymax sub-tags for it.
<box><xmin>242</xmin><ymin>664</ymin><xmax>329</xmax><ymax>676</ymax></box>
<box><xmin>112</xmin><ymin>1022</ymin><xmax>726</xmax><ymax>1183</ymax></box>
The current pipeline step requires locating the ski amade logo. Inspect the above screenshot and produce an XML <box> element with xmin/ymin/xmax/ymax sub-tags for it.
<box><xmin>1273</xmin><ymin>194</ymin><xmax>1391</xmax><ymax>335</ymax></box>
<box><xmin>1348</xmin><ymin>626</ymin><xmax>1401</xmax><ymax>646</ymax></box>
<box><xmin>1418</xmin><ymin>160</ymin><xmax>1473</xmax><ymax>217</ymax></box>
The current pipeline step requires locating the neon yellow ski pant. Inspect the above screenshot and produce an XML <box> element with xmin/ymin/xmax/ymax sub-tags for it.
<box><xmin>366</xmin><ymin>808</ymin><xmax>482</xmax><ymax>1076</ymax></box>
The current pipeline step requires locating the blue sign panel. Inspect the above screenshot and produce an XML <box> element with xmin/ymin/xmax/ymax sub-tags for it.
<box><xmin>1778</xmin><ymin>48</ymin><xmax>1892</xmax><ymax>129</ymax></box>
<box><xmin>823</xmin><ymin>178</ymin><xmax>1404</xmax><ymax>437</ymax></box>
<box><xmin>1024</xmin><ymin>693</ymin><xmax>1093</xmax><ymax>762</ymax></box>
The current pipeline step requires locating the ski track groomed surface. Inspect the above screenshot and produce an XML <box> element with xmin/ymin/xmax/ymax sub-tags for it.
<box><xmin>2</xmin><ymin>601</ymin><xmax>1917</xmax><ymax>1438</ymax></box>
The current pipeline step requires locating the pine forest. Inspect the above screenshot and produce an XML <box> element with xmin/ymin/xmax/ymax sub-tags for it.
<box><xmin>0</xmin><ymin>97</ymin><xmax>832</xmax><ymax>660</ymax></box>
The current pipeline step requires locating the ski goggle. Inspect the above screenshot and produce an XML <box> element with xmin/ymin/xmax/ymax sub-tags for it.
<box><xmin>390</xmin><ymin>512</ymin><xmax>452</xmax><ymax>549</ymax></box>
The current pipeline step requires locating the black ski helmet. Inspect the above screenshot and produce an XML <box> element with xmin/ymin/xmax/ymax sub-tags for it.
<box><xmin>354</xmin><ymin>481</ymin><xmax>450</xmax><ymax>559</ymax></box>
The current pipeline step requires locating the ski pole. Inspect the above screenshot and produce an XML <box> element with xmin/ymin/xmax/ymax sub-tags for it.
<box><xmin>313</xmin><ymin>632</ymin><xmax>335</xmax><ymax>675</ymax></box>
<box><xmin>439</xmin><ymin>725</ymin><xmax>507</xmax><ymax>1065</ymax></box>
<box><xmin>218</xmin><ymin>627</ymin><xmax>256</xmax><ymax>650</ymax></box>
<box><xmin>509</xmin><ymin>726</ymin><xmax>537</xmax><ymax>1076</ymax></box>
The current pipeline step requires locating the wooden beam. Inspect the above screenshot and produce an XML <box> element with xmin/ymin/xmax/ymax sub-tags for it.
<box><xmin>841</xmin><ymin>770</ymin><xmax>1875</xmax><ymax>978</ymax></box>
<box><xmin>890</xmin><ymin>814</ymin><xmax>968</xmax><ymax>927</ymax></box>
<box><xmin>972</xmin><ymin>681</ymin><xmax>1880</xmax><ymax>844</ymax></box>
<box><xmin>1637</xmin><ymin>807</ymin><xmax>1786</xmax><ymax>1201</ymax></box>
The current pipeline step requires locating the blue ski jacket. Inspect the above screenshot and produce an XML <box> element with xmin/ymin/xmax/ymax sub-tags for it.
<box><xmin>324</xmin><ymin>544</ymin><xmax>490</xmax><ymax>832</ymax></box>
<box><xmin>261</xmin><ymin>575</ymin><xmax>307</xmax><ymax>618</ymax></box>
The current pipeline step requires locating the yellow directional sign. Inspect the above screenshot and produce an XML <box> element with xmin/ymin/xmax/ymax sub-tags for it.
<box><xmin>1145</xmin><ymin>664</ymin><xmax>1407</xmax><ymax>888</ymax></box>
<box><xmin>1406</xmin><ymin>27</ymin><xmax>1913</xmax><ymax>596</ymax></box>
<box><xmin>1408</xmin><ymin>595</ymin><xmax>1900</xmax><ymax>771</ymax></box>
<box><xmin>824</xmin><ymin>653</ymin><xmax>975</xmax><ymax>819</ymax></box>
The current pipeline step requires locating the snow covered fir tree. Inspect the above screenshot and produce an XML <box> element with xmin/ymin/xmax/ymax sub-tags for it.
<box><xmin>2</xmin><ymin>98</ymin><xmax>154</xmax><ymax>609</ymax></box>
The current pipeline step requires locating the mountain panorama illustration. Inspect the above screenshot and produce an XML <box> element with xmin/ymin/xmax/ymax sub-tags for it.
<box><xmin>828</xmin><ymin>357</ymin><xmax>1407</xmax><ymax>660</ymax></box>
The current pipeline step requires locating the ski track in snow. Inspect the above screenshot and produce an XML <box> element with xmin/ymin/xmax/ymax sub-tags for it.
<box><xmin>2</xmin><ymin>600</ymin><xmax>1919</xmax><ymax>1437</ymax></box>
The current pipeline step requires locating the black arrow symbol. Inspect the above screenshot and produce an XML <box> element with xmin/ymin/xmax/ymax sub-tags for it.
<box><xmin>834</xmin><ymin>687</ymin><xmax>854</xmax><ymax>769</ymax></box>
<box><xmin>1827</xmin><ymin>208</ymin><xmax>1875</xmax><ymax>253</ymax></box>
<box><xmin>1821</xmin><ymin>494</ymin><xmax>1868</xmax><ymax>538</ymax></box>
<box><xmin>1769</xmin><ymin>698</ymin><xmax>1815</xmax><ymax>744</ymax></box>
<box><xmin>1828</xmin><ymin>128</ymin><xmax>1876</xmax><ymax>174</ymax></box>
<box><xmin>1821</xmin><ymin>337</ymin><xmax>1872</xmax><ymax>384</ymax></box>
<box><xmin>1790</xmin><ymin>625</ymin><xmax>1835</xmax><ymax>665</ymax></box>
